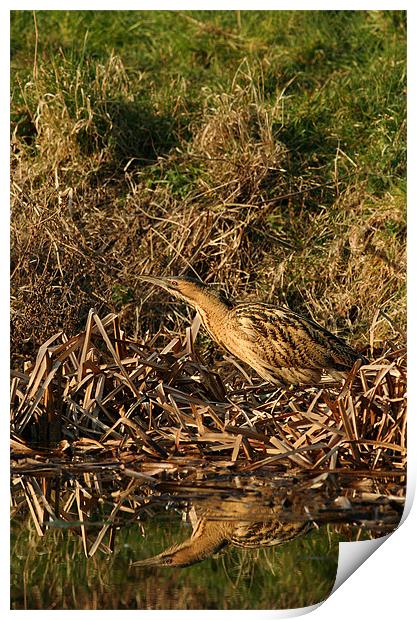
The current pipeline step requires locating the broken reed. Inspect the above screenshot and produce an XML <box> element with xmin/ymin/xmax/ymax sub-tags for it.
<box><xmin>10</xmin><ymin>310</ymin><xmax>406</xmax><ymax>555</ymax></box>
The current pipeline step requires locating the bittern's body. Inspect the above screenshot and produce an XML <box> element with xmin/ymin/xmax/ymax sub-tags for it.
<box><xmin>139</xmin><ymin>276</ymin><xmax>368</xmax><ymax>386</ymax></box>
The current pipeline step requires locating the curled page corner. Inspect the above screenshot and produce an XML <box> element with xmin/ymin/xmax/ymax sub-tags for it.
<box><xmin>331</xmin><ymin>472</ymin><xmax>414</xmax><ymax>595</ymax></box>
<box><xmin>331</xmin><ymin>534</ymin><xmax>390</xmax><ymax>594</ymax></box>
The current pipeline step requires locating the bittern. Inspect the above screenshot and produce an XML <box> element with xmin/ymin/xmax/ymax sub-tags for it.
<box><xmin>139</xmin><ymin>275</ymin><xmax>369</xmax><ymax>386</ymax></box>
<box><xmin>132</xmin><ymin>504</ymin><xmax>310</xmax><ymax>568</ymax></box>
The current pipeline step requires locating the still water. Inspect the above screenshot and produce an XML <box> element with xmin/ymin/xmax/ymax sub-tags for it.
<box><xmin>11</xmin><ymin>512</ymin><xmax>351</xmax><ymax>610</ymax></box>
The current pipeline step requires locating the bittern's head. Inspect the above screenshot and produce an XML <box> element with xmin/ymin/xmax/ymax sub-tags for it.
<box><xmin>138</xmin><ymin>275</ymin><xmax>206</xmax><ymax>306</ymax></box>
<box><xmin>139</xmin><ymin>276</ymin><xmax>233</xmax><ymax>314</ymax></box>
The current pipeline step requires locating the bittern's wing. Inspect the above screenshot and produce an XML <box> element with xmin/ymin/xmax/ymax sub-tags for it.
<box><xmin>233</xmin><ymin>303</ymin><xmax>367</xmax><ymax>385</ymax></box>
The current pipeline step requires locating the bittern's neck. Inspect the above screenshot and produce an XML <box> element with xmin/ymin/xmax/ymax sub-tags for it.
<box><xmin>188</xmin><ymin>288</ymin><xmax>230</xmax><ymax>321</ymax></box>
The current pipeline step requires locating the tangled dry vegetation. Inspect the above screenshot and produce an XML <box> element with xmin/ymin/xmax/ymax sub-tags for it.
<box><xmin>11</xmin><ymin>308</ymin><xmax>406</xmax><ymax>555</ymax></box>
<box><xmin>11</xmin><ymin>34</ymin><xmax>406</xmax><ymax>556</ymax></box>
<box><xmin>11</xmin><ymin>55</ymin><xmax>405</xmax><ymax>364</ymax></box>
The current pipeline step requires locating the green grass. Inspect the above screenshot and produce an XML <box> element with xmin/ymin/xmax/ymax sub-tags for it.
<box><xmin>11</xmin><ymin>10</ymin><xmax>405</xmax><ymax>187</ymax></box>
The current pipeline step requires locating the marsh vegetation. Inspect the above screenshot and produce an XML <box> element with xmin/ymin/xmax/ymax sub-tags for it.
<box><xmin>10</xmin><ymin>10</ymin><xmax>406</xmax><ymax>610</ymax></box>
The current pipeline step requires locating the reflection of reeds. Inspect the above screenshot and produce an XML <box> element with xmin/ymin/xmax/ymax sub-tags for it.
<box><xmin>11</xmin><ymin>516</ymin><xmax>342</xmax><ymax>609</ymax></box>
<box><xmin>11</xmin><ymin>310</ymin><xmax>406</xmax><ymax>556</ymax></box>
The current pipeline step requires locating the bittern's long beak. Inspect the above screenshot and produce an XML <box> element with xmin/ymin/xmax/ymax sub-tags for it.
<box><xmin>138</xmin><ymin>275</ymin><xmax>168</xmax><ymax>286</ymax></box>
<box><xmin>137</xmin><ymin>275</ymin><xmax>177</xmax><ymax>293</ymax></box>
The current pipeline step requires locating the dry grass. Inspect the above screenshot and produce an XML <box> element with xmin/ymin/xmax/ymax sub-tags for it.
<box><xmin>11</xmin><ymin>55</ymin><xmax>406</xmax><ymax>363</ymax></box>
<box><xmin>11</xmin><ymin>310</ymin><xmax>406</xmax><ymax>556</ymax></box>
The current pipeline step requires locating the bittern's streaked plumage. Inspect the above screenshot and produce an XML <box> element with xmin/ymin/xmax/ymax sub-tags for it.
<box><xmin>139</xmin><ymin>275</ymin><xmax>369</xmax><ymax>386</ymax></box>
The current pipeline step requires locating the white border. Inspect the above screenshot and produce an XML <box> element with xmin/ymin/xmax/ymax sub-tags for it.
<box><xmin>4</xmin><ymin>4</ymin><xmax>414</xmax><ymax>618</ymax></box>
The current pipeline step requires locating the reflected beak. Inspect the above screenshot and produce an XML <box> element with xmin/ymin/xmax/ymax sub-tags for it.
<box><xmin>131</xmin><ymin>555</ymin><xmax>169</xmax><ymax>567</ymax></box>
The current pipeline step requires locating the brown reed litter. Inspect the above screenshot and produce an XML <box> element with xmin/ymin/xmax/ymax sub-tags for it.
<box><xmin>11</xmin><ymin>310</ymin><xmax>406</xmax><ymax>556</ymax></box>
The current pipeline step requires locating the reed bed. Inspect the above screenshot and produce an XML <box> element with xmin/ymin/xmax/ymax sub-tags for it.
<box><xmin>10</xmin><ymin>310</ymin><xmax>406</xmax><ymax>556</ymax></box>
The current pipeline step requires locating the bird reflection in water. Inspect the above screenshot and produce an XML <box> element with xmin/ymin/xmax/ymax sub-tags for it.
<box><xmin>132</xmin><ymin>498</ymin><xmax>312</xmax><ymax>568</ymax></box>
